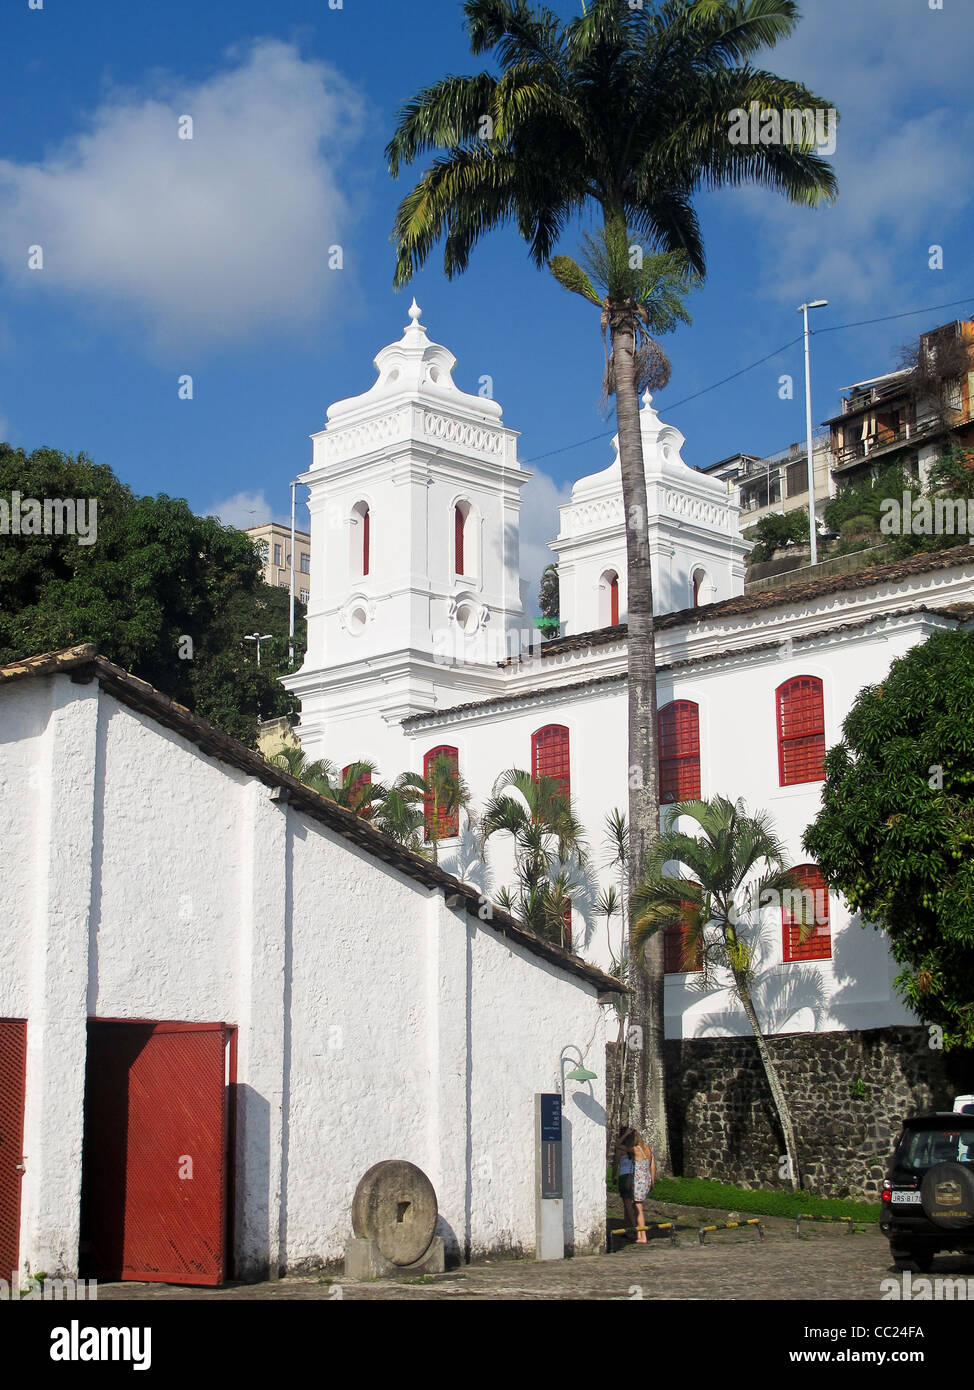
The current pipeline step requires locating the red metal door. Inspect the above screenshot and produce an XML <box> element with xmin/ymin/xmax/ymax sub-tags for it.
<box><xmin>82</xmin><ymin>1021</ymin><xmax>229</xmax><ymax>1285</ymax></box>
<box><xmin>0</xmin><ymin>1020</ymin><xmax>27</xmax><ymax>1280</ymax></box>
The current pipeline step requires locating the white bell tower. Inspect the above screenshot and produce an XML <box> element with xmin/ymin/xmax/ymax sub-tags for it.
<box><xmin>285</xmin><ymin>303</ymin><xmax>529</xmax><ymax>770</ymax></box>
<box><xmin>552</xmin><ymin>391</ymin><xmax>750</xmax><ymax>634</ymax></box>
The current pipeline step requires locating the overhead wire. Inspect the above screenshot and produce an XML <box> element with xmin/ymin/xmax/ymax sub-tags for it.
<box><xmin>521</xmin><ymin>294</ymin><xmax>974</xmax><ymax>467</ymax></box>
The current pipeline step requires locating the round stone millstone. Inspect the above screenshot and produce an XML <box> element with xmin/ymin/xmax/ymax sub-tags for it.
<box><xmin>351</xmin><ymin>1160</ymin><xmax>438</xmax><ymax>1266</ymax></box>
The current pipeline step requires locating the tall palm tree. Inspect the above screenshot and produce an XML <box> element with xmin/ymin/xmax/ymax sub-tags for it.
<box><xmin>388</xmin><ymin>0</ymin><xmax>837</xmax><ymax>1166</ymax></box>
<box><xmin>599</xmin><ymin>808</ymin><xmax>632</xmax><ymax>1143</ymax></box>
<box><xmin>481</xmin><ymin>769</ymin><xmax>586</xmax><ymax>946</ymax></box>
<box><xmin>631</xmin><ymin>795</ymin><xmax>806</xmax><ymax>1190</ymax></box>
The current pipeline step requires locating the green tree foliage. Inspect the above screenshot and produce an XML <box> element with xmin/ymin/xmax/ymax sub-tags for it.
<box><xmin>823</xmin><ymin>463</ymin><xmax>909</xmax><ymax>541</ymax></box>
<box><xmin>0</xmin><ymin>444</ymin><xmax>303</xmax><ymax>746</ymax></box>
<box><xmin>481</xmin><ymin>768</ymin><xmax>586</xmax><ymax>947</ymax></box>
<box><xmin>536</xmin><ymin>561</ymin><xmax>560</xmax><ymax>637</ymax></box>
<box><xmin>822</xmin><ymin>450</ymin><xmax>974</xmax><ymax>561</ymax></box>
<box><xmin>746</xmin><ymin>507</ymin><xmax>814</xmax><ymax>564</ymax></box>
<box><xmin>804</xmin><ymin>630</ymin><xmax>974</xmax><ymax>1050</ymax></box>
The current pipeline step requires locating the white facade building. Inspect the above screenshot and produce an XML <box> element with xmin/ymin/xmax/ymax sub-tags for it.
<box><xmin>0</xmin><ymin>648</ymin><xmax>616</xmax><ymax>1284</ymax></box>
<box><xmin>554</xmin><ymin>398</ymin><xmax>749</xmax><ymax>631</ymax></box>
<box><xmin>287</xmin><ymin>307</ymin><xmax>974</xmax><ymax>1043</ymax></box>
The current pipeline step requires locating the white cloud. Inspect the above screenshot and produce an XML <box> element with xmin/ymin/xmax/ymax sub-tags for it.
<box><xmin>0</xmin><ymin>41</ymin><xmax>367</xmax><ymax>354</ymax></box>
<box><xmin>724</xmin><ymin>0</ymin><xmax>974</xmax><ymax>309</ymax></box>
<box><xmin>207</xmin><ymin>489</ymin><xmax>288</xmax><ymax>529</ymax></box>
<box><xmin>518</xmin><ymin>466</ymin><xmax>573</xmax><ymax>612</ymax></box>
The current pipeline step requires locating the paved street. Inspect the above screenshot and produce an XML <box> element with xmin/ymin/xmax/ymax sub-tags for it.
<box><xmin>93</xmin><ymin>1209</ymin><xmax>974</xmax><ymax>1301</ymax></box>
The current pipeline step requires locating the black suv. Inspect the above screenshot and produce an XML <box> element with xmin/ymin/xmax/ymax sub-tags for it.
<box><xmin>881</xmin><ymin>1112</ymin><xmax>974</xmax><ymax>1271</ymax></box>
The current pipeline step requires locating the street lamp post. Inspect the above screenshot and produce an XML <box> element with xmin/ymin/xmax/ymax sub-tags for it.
<box><xmin>289</xmin><ymin>481</ymin><xmax>297</xmax><ymax>667</ymax></box>
<box><xmin>244</xmin><ymin>632</ymin><xmax>273</xmax><ymax>667</ymax></box>
<box><xmin>798</xmin><ymin>300</ymin><xmax>828</xmax><ymax>567</ymax></box>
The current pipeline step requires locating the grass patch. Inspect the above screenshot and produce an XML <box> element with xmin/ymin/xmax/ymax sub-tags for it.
<box><xmin>649</xmin><ymin>1176</ymin><xmax>880</xmax><ymax>1222</ymax></box>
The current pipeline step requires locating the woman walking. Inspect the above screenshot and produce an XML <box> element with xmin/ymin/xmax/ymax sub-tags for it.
<box><xmin>632</xmin><ymin>1134</ymin><xmax>656</xmax><ymax>1244</ymax></box>
<box><xmin>613</xmin><ymin>1127</ymin><xmax>638</xmax><ymax>1239</ymax></box>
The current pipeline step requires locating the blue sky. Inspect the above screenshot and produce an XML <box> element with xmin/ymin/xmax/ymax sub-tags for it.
<box><xmin>2</xmin><ymin>0</ymin><xmax>972</xmax><ymax>600</ymax></box>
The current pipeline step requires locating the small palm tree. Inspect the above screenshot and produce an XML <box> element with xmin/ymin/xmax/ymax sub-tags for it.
<box><xmin>268</xmin><ymin>745</ymin><xmax>337</xmax><ymax>798</ymax></box>
<box><xmin>632</xmin><ymin>795</ymin><xmax>805</xmax><ymax>1191</ymax></box>
<box><xmin>423</xmin><ymin>752</ymin><xmax>473</xmax><ymax>864</ymax></box>
<box><xmin>331</xmin><ymin>760</ymin><xmax>384</xmax><ymax>817</ymax></box>
<box><xmin>371</xmin><ymin>772</ymin><xmax>429</xmax><ymax>853</ymax></box>
<box><xmin>482</xmin><ymin>769</ymin><xmax>586</xmax><ymax>947</ymax></box>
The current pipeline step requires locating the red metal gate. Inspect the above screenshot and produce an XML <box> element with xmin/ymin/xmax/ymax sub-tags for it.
<box><xmin>82</xmin><ymin>1020</ymin><xmax>231</xmax><ymax>1286</ymax></box>
<box><xmin>0</xmin><ymin>1020</ymin><xmax>27</xmax><ymax>1280</ymax></box>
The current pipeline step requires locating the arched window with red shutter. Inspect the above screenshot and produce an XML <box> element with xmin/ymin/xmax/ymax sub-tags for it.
<box><xmin>776</xmin><ymin>676</ymin><xmax>825</xmax><ymax>786</ymax></box>
<box><xmin>658</xmin><ymin>701</ymin><xmax>701</xmax><ymax>804</ymax></box>
<box><xmin>781</xmin><ymin>864</ymin><xmax>831</xmax><ymax>962</ymax></box>
<box><xmin>455</xmin><ymin>504</ymin><xmax>465</xmax><ymax>576</ymax></box>
<box><xmin>531</xmin><ymin>725</ymin><xmax>570</xmax><ymax>800</ymax></box>
<box><xmin>351</xmin><ymin>501</ymin><xmax>370</xmax><ymax>579</ymax></box>
<box><xmin>423</xmin><ymin>745</ymin><xmax>460</xmax><ymax>840</ymax></box>
<box><xmin>599</xmin><ymin>570</ymin><xmax>620</xmax><ymax>627</ymax></box>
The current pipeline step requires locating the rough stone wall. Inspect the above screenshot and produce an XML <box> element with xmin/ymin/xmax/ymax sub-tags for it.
<box><xmin>660</xmin><ymin>1027</ymin><xmax>974</xmax><ymax>1198</ymax></box>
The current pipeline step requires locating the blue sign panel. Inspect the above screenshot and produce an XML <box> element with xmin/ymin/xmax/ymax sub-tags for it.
<box><xmin>540</xmin><ymin>1093</ymin><xmax>562</xmax><ymax>1143</ymax></box>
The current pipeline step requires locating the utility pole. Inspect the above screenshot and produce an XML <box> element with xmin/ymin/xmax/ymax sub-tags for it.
<box><xmin>289</xmin><ymin>481</ymin><xmax>297</xmax><ymax>667</ymax></box>
<box><xmin>798</xmin><ymin>300</ymin><xmax>828</xmax><ymax>566</ymax></box>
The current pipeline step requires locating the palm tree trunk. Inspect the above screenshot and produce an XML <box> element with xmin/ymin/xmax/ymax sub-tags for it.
<box><xmin>730</xmin><ymin>962</ymin><xmax>802</xmax><ymax>1193</ymax></box>
<box><xmin>607</xmin><ymin>275</ymin><xmax>668</xmax><ymax>1171</ymax></box>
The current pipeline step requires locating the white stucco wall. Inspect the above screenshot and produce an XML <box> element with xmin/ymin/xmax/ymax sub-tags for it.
<box><xmin>0</xmin><ymin>673</ymin><xmax>610</xmax><ymax>1280</ymax></box>
<box><xmin>407</xmin><ymin>602</ymin><xmax>971</xmax><ymax>1040</ymax></box>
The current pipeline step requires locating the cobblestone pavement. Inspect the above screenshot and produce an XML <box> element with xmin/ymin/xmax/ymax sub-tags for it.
<box><xmin>92</xmin><ymin>1213</ymin><xmax>974</xmax><ymax>1301</ymax></box>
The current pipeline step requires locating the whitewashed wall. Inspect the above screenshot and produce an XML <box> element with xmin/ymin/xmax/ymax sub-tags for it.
<box><xmin>0</xmin><ymin>675</ymin><xmax>608</xmax><ymax>1280</ymax></box>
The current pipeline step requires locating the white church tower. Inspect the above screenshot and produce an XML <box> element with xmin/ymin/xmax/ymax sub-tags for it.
<box><xmin>553</xmin><ymin>391</ymin><xmax>750</xmax><ymax>634</ymax></box>
<box><xmin>285</xmin><ymin>302</ymin><xmax>529</xmax><ymax>770</ymax></box>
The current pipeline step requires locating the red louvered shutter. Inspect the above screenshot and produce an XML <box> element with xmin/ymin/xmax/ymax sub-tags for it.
<box><xmin>531</xmin><ymin>725</ymin><xmax>570</xmax><ymax>800</ymax></box>
<box><xmin>776</xmin><ymin>677</ymin><xmax>825</xmax><ymax>786</ymax></box>
<box><xmin>609</xmin><ymin>575</ymin><xmax>619</xmax><ymax>626</ymax></box>
<box><xmin>782</xmin><ymin>864</ymin><xmax>831</xmax><ymax>961</ymax></box>
<box><xmin>658</xmin><ymin>701</ymin><xmax>701</xmax><ymax>804</ymax></box>
<box><xmin>455</xmin><ymin>505</ymin><xmax>465</xmax><ymax>575</ymax></box>
<box><xmin>423</xmin><ymin>746</ymin><xmax>460</xmax><ymax>839</ymax></box>
<box><xmin>663</xmin><ymin>895</ymin><xmax>703</xmax><ymax>973</ymax></box>
<box><xmin>342</xmin><ymin>764</ymin><xmax>372</xmax><ymax>818</ymax></box>
<box><xmin>0</xmin><ymin>1020</ymin><xmax>27</xmax><ymax>1280</ymax></box>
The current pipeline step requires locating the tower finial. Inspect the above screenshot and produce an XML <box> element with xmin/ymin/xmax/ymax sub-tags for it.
<box><xmin>642</xmin><ymin>389</ymin><xmax>654</xmax><ymax>408</ymax></box>
<box><xmin>408</xmin><ymin>298</ymin><xmax>422</xmax><ymax>325</ymax></box>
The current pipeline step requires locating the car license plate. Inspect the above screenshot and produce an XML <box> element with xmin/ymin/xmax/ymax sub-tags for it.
<box><xmin>892</xmin><ymin>1190</ymin><xmax>922</xmax><ymax>1204</ymax></box>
